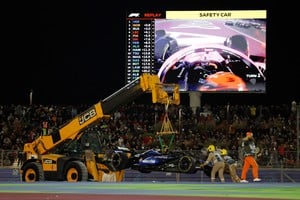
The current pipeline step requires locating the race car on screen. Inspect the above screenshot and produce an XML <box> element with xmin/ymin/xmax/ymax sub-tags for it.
<box><xmin>157</xmin><ymin>43</ymin><xmax>265</xmax><ymax>92</ymax></box>
<box><xmin>130</xmin><ymin>148</ymin><xmax>202</xmax><ymax>174</ymax></box>
<box><xmin>154</xmin><ymin>30</ymin><xmax>266</xmax><ymax>92</ymax></box>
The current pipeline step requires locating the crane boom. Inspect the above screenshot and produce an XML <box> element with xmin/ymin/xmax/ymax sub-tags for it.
<box><xmin>21</xmin><ymin>74</ymin><xmax>180</xmax><ymax>182</ymax></box>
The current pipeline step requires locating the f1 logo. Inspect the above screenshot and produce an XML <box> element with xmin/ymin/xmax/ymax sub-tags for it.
<box><xmin>128</xmin><ymin>13</ymin><xmax>140</xmax><ymax>17</ymax></box>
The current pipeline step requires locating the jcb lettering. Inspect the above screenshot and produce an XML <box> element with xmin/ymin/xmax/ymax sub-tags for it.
<box><xmin>44</xmin><ymin>159</ymin><xmax>53</xmax><ymax>164</ymax></box>
<box><xmin>79</xmin><ymin>108</ymin><xmax>96</xmax><ymax>125</ymax></box>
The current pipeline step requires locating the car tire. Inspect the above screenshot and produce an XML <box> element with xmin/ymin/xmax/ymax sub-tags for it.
<box><xmin>178</xmin><ymin>155</ymin><xmax>196</xmax><ymax>173</ymax></box>
<box><xmin>110</xmin><ymin>152</ymin><xmax>129</xmax><ymax>171</ymax></box>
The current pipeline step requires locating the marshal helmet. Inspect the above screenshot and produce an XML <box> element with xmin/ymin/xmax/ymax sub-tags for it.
<box><xmin>207</xmin><ymin>144</ymin><xmax>216</xmax><ymax>152</ymax></box>
<box><xmin>220</xmin><ymin>148</ymin><xmax>227</xmax><ymax>156</ymax></box>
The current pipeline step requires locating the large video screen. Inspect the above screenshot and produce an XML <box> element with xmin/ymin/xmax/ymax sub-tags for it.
<box><xmin>126</xmin><ymin>10</ymin><xmax>266</xmax><ymax>93</ymax></box>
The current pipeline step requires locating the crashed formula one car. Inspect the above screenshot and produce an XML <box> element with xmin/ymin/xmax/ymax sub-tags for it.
<box><xmin>130</xmin><ymin>148</ymin><xmax>202</xmax><ymax>174</ymax></box>
<box><xmin>129</xmin><ymin>148</ymin><xmax>233</xmax><ymax>181</ymax></box>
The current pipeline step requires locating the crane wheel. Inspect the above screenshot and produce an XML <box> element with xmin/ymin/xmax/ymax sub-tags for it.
<box><xmin>22</xmin><ymin>162</ymin><xmax>44</xmax><ymax>182</ymax></box>
<box><xmin>64</xmin><ymin>161</ymin><xmax>88</xmax><ymax>182</ymax></box>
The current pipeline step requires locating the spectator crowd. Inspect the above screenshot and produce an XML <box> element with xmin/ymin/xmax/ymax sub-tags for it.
<box><xmin>0</xmin><ymin>101</ymin><xmax>298</xmax><ymax>168</ymax></box>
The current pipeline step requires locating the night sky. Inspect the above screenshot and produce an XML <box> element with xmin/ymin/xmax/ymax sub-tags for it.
<box><xmin>2</xmin><ymin>0</ymin><xmax>299</xmax><ymax>106</ymax></box>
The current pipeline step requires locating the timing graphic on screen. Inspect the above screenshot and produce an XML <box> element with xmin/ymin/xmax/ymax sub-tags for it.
<box><xmin>126</xmin><ymin>10</ymin><xmax>266</xmax><ymax>93</ymax></box>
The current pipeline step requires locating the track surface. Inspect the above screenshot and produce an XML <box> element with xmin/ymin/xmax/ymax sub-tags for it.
<box><xmin>1</xmin><ymin>182</ymin><xmax>300</xmax><ymax>200</ymax></box>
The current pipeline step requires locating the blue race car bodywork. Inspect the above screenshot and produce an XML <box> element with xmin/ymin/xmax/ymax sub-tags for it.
<box><xmin>130</xmin><ymin>149</ymin><xmax>202</xmax><ymax>174</ymax></box>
